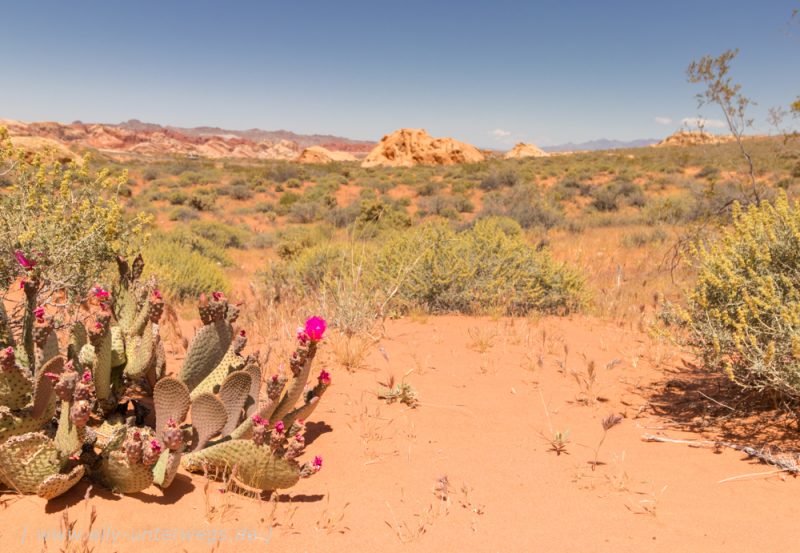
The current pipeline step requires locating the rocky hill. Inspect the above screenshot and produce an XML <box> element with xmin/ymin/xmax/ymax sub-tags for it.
<box><xmin>296</xmin><ymin>145</ymin><xmax>357</xmax><ymax>163</ymax></box>
<box><xmin>504</xmin><ymin>142</ymin><xmax>548</xmax><ymax>159</ymax></box>
<box><xmin>654</xmin><ymin>130</ymin><xmax>734</xmax><ymax>147</ymax></box>
<box><xmin>0</xmin><ymin>118</ymin><xmax>371</xmax><ymax>160</ymax></box>
<box><xmin>362</xmin><ymin>128</ymin><xmax>484</xmax><ymax>168</ymax></box>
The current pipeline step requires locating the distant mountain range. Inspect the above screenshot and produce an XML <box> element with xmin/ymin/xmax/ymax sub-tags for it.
<box><xmin>542</xmin><ymin>138</ymin><xmax>659</xmax><ymax>152</ymax></box>
<box><xmin>113</xmin><ymin>119</ymin><xmax>374</xmax><ymax>152</ymax></box>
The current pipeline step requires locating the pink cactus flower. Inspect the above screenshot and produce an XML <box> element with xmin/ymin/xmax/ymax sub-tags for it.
<box><xmin>44</xmin><ymin>372</ymin><xmax>60</xmax><ymax>383</ymax></box>
<box><xmin>5</xmin><ymin>346</ymin><xmax>14</xmax><ymax>356</ymax></box>
<box><xmin>251</xmin><ymin>414</ymin><xmax>267</xmax><ymax>426</ymax></box>
<box><xmin>153</xmin><ymin>289</ymin><xmax>162</xmax><ymax>300</ymax></box>
<box><xmin>34</xmin><ymin>306</ymin><xmax>45</xmax><ymax>321</ymax></box>
<box><xmin>271</xmin><ymin>374</ymin><xmax>279</xmax><ymax>382</ymax></box>
<box><xmin>92</xmin><ymin>286</ymin><xmax>110</xmax><ymax>300</ymax></box>
<box><xmin>82</xmin><ymin>372</ymin><xmax>92</xmax><ymax>382</ymax></box>
<box><xmin>14</xmin><ymin>250</ymin><xmax>35</xmax><ymax>270</ymax></box>
<box><xmin>94</xmin><ymin>322</ymin><xmax>104</xmax><ymax>330</ymax></box>
<box><xmin>212</xmin><ymin>291</ymin><xmax>224</xmax><ymax>301</ymax></box>
<box><xmin>133</xmin><ymin>431</ymin><xmax>141</xmax><ymax>440</ymax></box>
<box><xmin>149</xmin><ymin>439</ymin><xmax>162</xmax><ymax>453</ymax></box>
<box><xmin>274</xmin><ymin>421</ymin><xmax>285</xmax><ymax>434</ymax></box>
<box><xmin>313</xmin><ymin>456</ymin><xmax>323</xmax><ymax>470</ymax></box>
<box><xmin>239</xmin><ymin>330</ymin><xmax>246</xmax><ymax>337</ymax></box>
<box><xmin>304</xmin><ymin>317</ymin><xmax>326</xmax><ymax>341</ymax></box>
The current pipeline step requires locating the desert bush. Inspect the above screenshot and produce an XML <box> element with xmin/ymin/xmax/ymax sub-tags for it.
<box><xmin>351</xmin><ymin>198</ymin><xmax>412</xmax><ymax>238</ymax></box>
<box><xmin>168</xmin><ymin>206</ymin><xmax>200</xmax><ymax>221</ymax></box>
<box><xmin>266</xmin><ymin>162</ymin><xmax>304</xmax><ymax>183</ymax></box>
<box><xmin>167</xmin><ymin>190</ymin><xmax>190</xmax><ymax>205</ymax></box>
<box><xmin>188</xmin><ymin>190</ymin><xmax>216</xmax><ymax>211</ymax></box>
<box><xmin>370</xmin><ymin>217</ymin><xmax>583</xmax><ymax>315</ymax></box>
<box><xmin>275</xmin><ymin>225</ymin><xmax>330</xmax><ymax>260</ymax></box>
<box><xmin>0</xmin><ymin>132</ymin><xmax>149</xmax><ymax>299</ymax></box>
<box><xmin>589</xmin><ymin>181</ymin><xmax>645</xmax><ymax>211</ymax></box>
<box><xmin>417</xmin><ymin>195</ymin><xmax>461</xmax><ymax>220</ymax></box>
<box><xmin>480</xmin><ymin>169</ymin><xmax>519</xmax><ymax>191</ymax></box>
<box><xmin>224</xmin><ymin>183</ymin><xmax>254</xmax><ymax>200</ymax></box>
<box><xmin>288</xmin><ymin>201</ymin><xmax>328</xmax><ymax>223</ymax></box>
<box><xmin>143</xmin><ymin>236</ymin><xmax>229</xmax><ymax>300</ymax></box>
<box><xmin>681</xmin><ymin>194</ymin><xmax>800</xmax><ymax>397</ymax></box>
<box><xmin>189</xmin><ymin>220</ymin><xmax>251</xmax><ymax>249</ymax></box>
<box><xmin>620</xmin><ymin>228</ymin><xmax>668</xmax><ymax>248</ymax></box>
<box><xmin>479</xmin><ymin>183</ymin><xmax>564</xmax><ymax>229</ymax></box>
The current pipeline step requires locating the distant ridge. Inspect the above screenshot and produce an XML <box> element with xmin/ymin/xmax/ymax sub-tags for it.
<box><xmin>113</xmin><ymin>119</ymin><xmax>374</xmax><ymax>152</ymax></box>
<box><xmin>542</xmin><ymin>138</ymin><xmax>659</xmax><ymax>152</ymax></box>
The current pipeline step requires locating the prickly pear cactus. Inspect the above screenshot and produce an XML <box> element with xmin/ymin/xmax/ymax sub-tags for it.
<box><xmin>0</xmin><ymin>250</ymin><xmax>330</xmax><ymax>501</ymax></box>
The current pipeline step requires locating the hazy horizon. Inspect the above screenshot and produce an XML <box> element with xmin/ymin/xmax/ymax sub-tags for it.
<box><xmin>1</xmin><ymin>0</ymin><xmax>798</xmax><ymax>148</ymax></box>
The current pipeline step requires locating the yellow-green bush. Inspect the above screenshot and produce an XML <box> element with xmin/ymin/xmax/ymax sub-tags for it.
<box><xmin>683</xmin><ymin>193</ymin><xmax>800</xmax><ymax>397</ymax></box>
<box><xmin>267</xmin><ymin>217</ymin><xmax>584</xmax><ymax>317</ymax></box>
<box><xmin>143</xmin><ymin>237</ymin><xmax>229</xmax><ymax>301</ymax></box>
<box><xmin>0</xmin><ymin>129</ymin><xmax>149</xmax><ymax>298</ymax></box>
<box><xmin>371</xmin><ymin>218</ymin><xmax>583</xmax><ymax>315</ymax></box>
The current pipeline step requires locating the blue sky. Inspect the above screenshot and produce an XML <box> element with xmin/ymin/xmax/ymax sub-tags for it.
<box><xmin>0</xmin><ymin>1</ymin><xmax>797</xmax><ymax>147</ymax></box>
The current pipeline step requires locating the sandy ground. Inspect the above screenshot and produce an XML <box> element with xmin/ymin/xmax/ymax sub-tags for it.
<box><xmin>3</xmin><ymin>314</ymin><xmax>799</xmax><ymax>552</ymax></box>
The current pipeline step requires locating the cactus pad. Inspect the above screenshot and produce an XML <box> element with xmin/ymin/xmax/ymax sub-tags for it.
<box><xmin>182</xmin><ymin>439</ymin><xmax>301</xmax><ymax>491</ymax></box>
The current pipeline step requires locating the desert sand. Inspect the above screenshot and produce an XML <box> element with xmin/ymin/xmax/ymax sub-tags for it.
<box><xmin>4</xmin><ymin>314</ymin><xmax>798</xmax><ymax>552</ymax></box>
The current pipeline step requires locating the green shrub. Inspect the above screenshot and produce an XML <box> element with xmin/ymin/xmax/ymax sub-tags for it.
<box><xmin>275</xmin><ymin>225</ymin><xmax>330</xmax><ymax>260</ymax></box>
<box><xmin>168</xmin><ymin>206</ymin><xmax>200</xmax><ymax>221</ymax></box>
<box><xmin>189</xmin><ymin>220</ymin><xmax>251</xmax><ymax>249</ymax></box>
<box><xmin>370</xmin><ymin>217</ymin><xmax>583</xmax><ymax>315</ymax></box>
<box><xmin>479</xmin><ymin>184</ymin><xmax>564</xmax><ymax>229</ymax></box>
<box><xmin>0</xmin><ymin>135</ymin><xmax>149</xmax><ymax>298</ymax></box>
<box><xmin>188</xmin><ymin>190</ymin><xmax>216</xmax><ymax>211</ymax></box>
<box><xmin>681</xmin><ymin>194</ymin><xmax>800</xmax><ymax>397</ymax></box>
<box><xmin>143</xmin><ymin>237</ymin><xmax>229</xmax><ymax>301</ymax></box>
<box><xmin>480</xmin><ymin>169</ymin><xmax>519</xmax><ymax>191</ymax></box>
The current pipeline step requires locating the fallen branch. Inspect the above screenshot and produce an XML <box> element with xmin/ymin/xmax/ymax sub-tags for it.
<box><xmin>642</xmin><ymin>434</ymin><xmax>800</xmax><ymax>474</ymax></box>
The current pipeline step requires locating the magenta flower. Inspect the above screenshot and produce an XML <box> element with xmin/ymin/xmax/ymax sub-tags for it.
<box><xmin>92</xmin><ymin>286</ymin><xmax>110</xmax><ymax>300</ymax></box>
<box><xmin>304</xmin><ymin>317</ymin><xmax>326</xmax><ymax>341</ymax></box>
<box><xmin>44</xmin><ymin>372</ymin><xmax>60</xmax><ymax>383</ymax></box>
<box><xmin>150</xmin><ymin>439</ymin><xmax>162</xmax><ymax>453</ymax></box>
<box><xmin>14</xmin><ymin>250</ymin><xmax>35</xmax><ymax>270</ymax></box>
<box><xmin>153</xmin><ymin>289</ymin><xmax>162</xmax><ymax>300</ymax></box>
<box><xmin>318</xmin><ymin>370</ymin><xmax>331</xmax><ymax>386</ymax></box>
<box><xmin>251</xmin><ymin>414</ymin><xmax>267</xmax><ymax>426</ymax></box>
<box><xmin>34</xmin><ymin>306</ymin><xmax>45</xmax><ymax>321</ymax></box>
<box><xmin>82</xmin><ymin>371</ymin><xmax>92</xmax><ymax>382</ymax></box>
<box><xmin>239</xmin><ymin>330</ymin><xmax>246</xmax><ymax>337</ymax></box>
<box><xmin>5</xmin><ymin>346</ymin><xmax>14</xmax><ymax>356</ymax></box>
<box><xmin>212</xmin><ymin>291</ymin><xmax>224</xmax><ymax>301</ymax></box>
<box><xmin>274</xmin><ymin>421</ymin><xmax>285</xmax><ymax>434</ymax></box>
<box><xmin>313</xmin><ymin>456</ymin><xmax>323</xmax><ymax>470</ymax></box>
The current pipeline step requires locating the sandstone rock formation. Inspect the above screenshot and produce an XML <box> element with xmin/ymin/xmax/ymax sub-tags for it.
<box><xmin>361</xmin><ymin>128</ymin><xmax>484</xmax><ymax>168</ymax></box>
<box><xmin>654</xmin><ymin>131</ymin><xmax>734</xmax><ymax>147</ymax></box>
<box><xmin>0</xmin><ymin>119</ymin><xmax>316</xmax><ymax>160</ymax></box>
<box><xmin>503</xmin><ymin>142</ymin><xmax>548</xmax><ymax>159</ymax></box>
<box><xmin>296</xmin><ymin>145</ymin><xmax>357</xmax><ymax>163</ymax></box>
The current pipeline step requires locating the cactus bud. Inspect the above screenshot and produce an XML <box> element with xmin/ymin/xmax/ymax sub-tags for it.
<box><xmin>124</xmin><ymin>430</ymin><xmax>143</xmax><ymax>464</ymax></box>
<box><xmin>162</xmin><ymin>418</ymin><xmax>183</xmax><ymax>451</ymax></box>
<box><xmin>69</xmin><ymin>400</ymin><xmax>91</xmax><ymax>427</ymax></box>
<box><xmin>142</xmin><ymin>438</ymin><xmax>162</xmax><ymax>466</ymax></box>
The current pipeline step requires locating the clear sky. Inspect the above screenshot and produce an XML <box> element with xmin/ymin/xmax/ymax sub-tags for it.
<box><xmin>0</xmin><ymin>1</ymin><xmax>798</xmax><ymax>147</ymax></box>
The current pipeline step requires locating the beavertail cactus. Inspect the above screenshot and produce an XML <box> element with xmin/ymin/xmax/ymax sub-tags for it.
<box><xmin>1</xmin><ymin>248</ymin><xmax>331</xmax><ymax>500</ymax></box>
